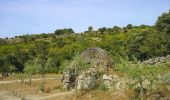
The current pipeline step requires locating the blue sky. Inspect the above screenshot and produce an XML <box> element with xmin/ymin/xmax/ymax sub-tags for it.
<box><xmin>0</xmin><ymin>0</ymin><xmax>170</xmax><ymax>38</ymax></box>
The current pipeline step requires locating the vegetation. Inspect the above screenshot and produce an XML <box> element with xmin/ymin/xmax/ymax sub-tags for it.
<box><xmin>116</xmin><ymin>58</ymin><xmax>170</xmax><ymax>99</ymax></box>
<box><xmin>0</xmin><ymin>10</ymin><xmax>169</xmax><ymax>75</ymax></box>
<box><xmin>0</xmin><ymin>10</ymin><xmax>170</xmax><ymax>100</ymax></box>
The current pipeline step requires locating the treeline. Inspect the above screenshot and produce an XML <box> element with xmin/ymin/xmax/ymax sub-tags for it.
<box><xmin>0</xmin><ymin>10</ymin><xmax>170</xmax><ymax>76</ymax></box>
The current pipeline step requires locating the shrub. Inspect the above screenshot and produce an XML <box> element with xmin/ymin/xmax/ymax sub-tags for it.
<box><xmin>39</xmin><ymin>82</ymin><xmax>45</xmax><ymax>92</ymax></box>
<box><xmin>98</xmin><ymin>81</ymin><xmax>109</xmax><ymax>91</ymax></box>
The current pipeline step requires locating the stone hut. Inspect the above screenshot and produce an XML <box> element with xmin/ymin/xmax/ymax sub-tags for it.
<box><xmin>80</xmin><ymin>47</ymin><xmax>112</xmax><ymax>68</ymax></box>
<box><xmin>62</xmin><ymin>47</ymin><xmax>113</xmax><ymax>90</ymax></box>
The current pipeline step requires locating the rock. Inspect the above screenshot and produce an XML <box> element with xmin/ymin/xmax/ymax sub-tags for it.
<box><xmin>114</xmin><ymin>78</ymin><xmax>127</xmax><ymax>90</ymax></box>
<box><xmin>102</xmin><ymin>74</ymin><xmax>128</xmax><ymax>90</ymax></box>
<box><xmin>142</xmin><ymin>79</ymin><xmax>151</xmax><ymax>89</ymax></box>
<box><xmin>77</xmin><ymin>74</ymin><xmax>84</xmax><ymax>90</ymax></box>
<box><xmin>61</xmin><ymin>71</ymin><xmax>76</xmax><ymax>90</ymax></box>
<box><xmin>154</xmin><ymin>57</ymin><xmax>160</xmax><ymax>63</ymax></box>
<box><xmin>77</xmin><ymin>69</ymin><xmax>98</xmax><ymax>90</ymax></box>
<box><xmin>77</xmin><ymin>75</ymin><xmax>95</xmax><ymax>90</ymax></box>
<box><xmin>142</xmin><ymin>55</ymin><xmax>170</xmax><ymax>65</ymax></box>
<box><xmin>166</xmin><ymin>55</ymin><xmax>170</xmax><ymax>59</ymax></box>
<box><xmin>102</xmin><ymin>74</ymin><xmax>113</xmax><ymax>88</ymax></box>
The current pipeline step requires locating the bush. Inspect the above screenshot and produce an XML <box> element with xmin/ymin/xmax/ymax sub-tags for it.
<box><xmin>98</xmin><ymin>81</ymin><xmax>109</xmax><ymax>91</ymax></box>
<box><xmin>39</xmin><ymin>82</ymin><xmax>45</xmax><ymax>92</ymax></box>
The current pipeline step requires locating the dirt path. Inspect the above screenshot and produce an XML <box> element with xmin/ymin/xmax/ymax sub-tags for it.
<box><xmin>0</xmin><ymin>77</ymin><xmax>75</xmax><ymax>100</ymax></box>
<box><xmin>0</xmin><ymin>87</ymin><xmax>20</xmax><ymax>100</ymax></box>
<box><xmin>0</xmin><ymin>78</ymin><xmax>57</xmax><ymax>84</ymax></box>
<box><xmin>35</xmin><ymin>90</ymin><xmax>74</xmax><ymax>100</ymax></box>
<box><xmin>0</xmin><ymin>87</ymin><xmax>74</xmax><ymax>100</ymax></box>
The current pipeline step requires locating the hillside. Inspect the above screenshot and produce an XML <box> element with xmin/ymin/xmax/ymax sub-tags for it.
<box><xmin>0</xmin><ymin>9</ymin><xmax>170</xmax><ymax>100</ymax></box>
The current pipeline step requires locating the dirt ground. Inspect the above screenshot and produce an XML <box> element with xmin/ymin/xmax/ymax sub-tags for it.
<box><xmin>0</xmin><ymin>74</ymin><xmax>76</xmax><ymax>100</ymax></box>
<box><xmin>1</xmin><ymin>74</ymin><xmax>170</xmax><ymax>100</ymax></box>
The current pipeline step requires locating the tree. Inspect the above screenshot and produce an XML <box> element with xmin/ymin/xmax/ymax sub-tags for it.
<box><xmin>54</xmin><ymin>38</ymin><xmax>65</xmax><ymax>48</ymax></box>
<box><xmin>24</xmin><ymin>60</ymin><xmax>37</xmax><ymax>86</ymax></box>
<box><xmin>54</xmin><ymin>28</ymin><xmax>74</xmax><ymax>35</ymax></box>
<box><xmin>88</xmin><ymin>26</ymin><xmax>93</xmax><ymax>32</ymax></box>
<box><xmin>112</xmin><ymin>26</ymin><xmax>122</xmax><ymax>33</ymax></box>
<box><xmin>127</xmin><ymin>24</ymin><xmax>133</xmax><ymax>29</ymax></box>
<box><xmin>98</xmin><ymin>27</ymin><xmax>106</xmax><ymax>34</ymax></box>
<box><xmin>36</xmin><ymin>41</ymin><xmax>49</xmax><ymax>87</ymax></box>
<box><xmin>45</xmin><ymin>57</ymin><xmax>58</xmax><ymax>73</ymax></box>
<box><xmin>155</xmin><ymin>10</ymin><xmax>170</xmax><ymax>33</ymax></box>
<box><xmin>0</xmin><ymin>56</ymin><xmax>15</xmax><ymax>77</ymax></box>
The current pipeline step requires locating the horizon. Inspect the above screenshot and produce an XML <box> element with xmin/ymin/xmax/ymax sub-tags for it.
<box><xmin>0</xmin><ymin>0</ymin><xmax>170</xmax><ymax>38</ymax></box>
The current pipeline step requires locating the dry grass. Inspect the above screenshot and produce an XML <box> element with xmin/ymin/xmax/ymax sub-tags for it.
<box><xmin>0</xmin><ymin>79</ymin><xmax>62</xmax><ymax>94</ymax></box>
<box><xmin>0</xmin><ymin>73</ymin><xmax>133</xmax><ymax>100</ymax></box>
<box><xmin>1</xmin><ymin>73</ymin><xmax>169</xmax><ymax>100</ymax></box>
<box><xmin>0</xmin><ymin>73</ymin><xmax>63</xmax><ymax>99</ymax></box>
<box><xmin>0</xmin><ymin>73</ymin><xmax>59</xmax><ymax>81</ymax></box>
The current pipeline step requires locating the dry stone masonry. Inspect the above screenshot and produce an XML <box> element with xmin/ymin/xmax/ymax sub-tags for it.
<box><xmin>62</xmin><ymin>47</ymin><xmax>113</xmax><ymax>90</ymax></box>
<box><xmin>142</xmin><ymin>55</ymin><xmax>170</xmax><ymax>65</ymax></box>
<box><xmin>62</xmin><ymin>48</ymin><xmax>170</xmax><ymax>91</ymax></box>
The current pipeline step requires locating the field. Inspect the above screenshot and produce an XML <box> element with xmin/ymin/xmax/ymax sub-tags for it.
<box><xmin>0</xmin><ymin>74</ymin><xmax>74</xmax><ymax>100</ymax></box>
<box><xmin>0</xmin><ymin>73</ymin><xmax>135</xmax><ymax>100</ymax></box>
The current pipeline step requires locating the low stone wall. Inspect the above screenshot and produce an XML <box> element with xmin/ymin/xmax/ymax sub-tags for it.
<box><xmin>62</xmin><ymin>54</ymin><xmax>170</xmax><ymax>90</ymax></box>
<box><xmin>141</xmin><ymin>55</ymin><xmax>170</xmax><ymax>65</ymax></box>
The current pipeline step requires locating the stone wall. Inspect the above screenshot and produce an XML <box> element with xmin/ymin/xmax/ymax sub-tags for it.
<box><xmin>77</xmin><ymin>68</ymin><xmax>98</xmax><ymax>90</ymax></box>
<box><xmin>141</xmin><ymin>55</ymin><xmax>170</xmax><ymax>65</ymax></box>
<box><xmin>62</xmin><ymin>53</ymin><xmax>170</xmax><ymax>91</ymax></box>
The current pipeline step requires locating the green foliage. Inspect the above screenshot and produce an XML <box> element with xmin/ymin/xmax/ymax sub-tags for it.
<box><xmin>24</xmin><ymin>60</ymin><xmax>37</xmax><ymax>74</ymax></box>
<box><xmin>45</xmin><ymin>57</ymin><xmax>59</xmax><ymax>73</ymax></box>
<box><xmin>15</xmin><ymin>73</ymin><xmax>28</xmax><ymax>83</ymax></box>
<box><xmin>68</xmin><ymin>54</ymin><xmax>91</xmax><ymax>74</ymax></box>
<box><xmin>97</xmin><ymin>27</ymin><xmax>107</xmax><ymax>34</ymax></box>
<box><xmin>98</xmin><ymin>81</ymin><xmax>109</xmax><ymax>91</ymax></box>
<box><xmin>39</xmin><ymin>82</ymin><xmax>45</xmax><ymax>92</ymax></box>
<box><xmin>88</xmin><ymin>26</ymin><xmax>93</xmax><ymax>32</ymax></box>
<box><xmin>0</xmin><ymin>56</ymin><xmax>15</xmax><ymax>75</ymax></box>
<box><xmin>127</xmin><ymin>24</ymin><xmax>133</xmax><ymax>29</ymax></box>
<box><xmin>62</xmin><ymin>52</ymin><xmax>91</xmax><ymax>75</ymax></box>
<box><xmin>127</xmin><ymin>61</ymin><xmax>167</xmax><ymax>80</ymax></box>
<box><xmin>162</xmin><ymin>72</ymin><xmax>170</xmax><ymax>85</ymax></box>
<box><xmin>0</xmin><ymin>10</ymin><xmax>170</xmax><ymax>75</ymax></box>
<box><xmin>60</xmin><ymin>60</ymin><xmax>70</xmax><ymax>73</ymax></box>
<box><xmin>24</xmin><ymin>60</ymin><xmax>37</xmax><ymax>85</ymax></box>
<box><xmin>116</xmin><ymin>58</ymin><xmax>169</xmax><ymax>83</ymax></box>
<box><xmin>116</xmin><ymin>58</ymin><xmax>170</xmax><ymax>99</ymax></box>
<box><xmin>156</xmin><ymin>10</ymin><xmax>170</xmax><ymax>33</ymax></box>
<box><xmin>54</xmin><ymin>28</ymin><xmax>74</xmax><ymax>35</ymax></box>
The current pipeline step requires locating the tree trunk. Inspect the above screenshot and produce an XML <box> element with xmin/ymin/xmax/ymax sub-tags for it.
<box><xmin>75</xmin><ymin>68</ymin><xmax>77</xmax><ymax>100</ymax></box>
<box><xmin>41</xmin><ymin>73</ymin><xmax>45</xmax><ymax>86</ymax></box>
<box><xmin>140</xmin><ymin>81</ymin><xmax>144</xmax><ymax>100</ymax></box>
<box><xmin>29</xmin><ymin>74</ymin><xmax>32</xmax><ymax>86</ymax></box>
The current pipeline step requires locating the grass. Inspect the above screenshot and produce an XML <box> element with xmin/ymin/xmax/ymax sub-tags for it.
<box><xmin>0</xmin><ymin>73</ymin><xmax>60</xmax><ymax>81</ymax></box>
<box><xmin>0</xmin><ymin>59</ymin><xmax>170</xmax><ymax>100</ymax></box>
<box><xmin>0</xmin><ymin>74</ymin><xmax>63</xmax><ymax>95</ymax></box>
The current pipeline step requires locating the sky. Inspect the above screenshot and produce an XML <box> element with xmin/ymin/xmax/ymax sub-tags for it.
<box><xmin>0</xmin><ymin>0</ymin><xmax>170</xmax><ymax>38</ymax></box>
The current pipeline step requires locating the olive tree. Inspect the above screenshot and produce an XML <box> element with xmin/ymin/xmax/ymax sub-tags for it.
<box><xmin>24</xmin><ymin>60</ymin><xmax>37</xmax><ymax>86</ymax></box>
